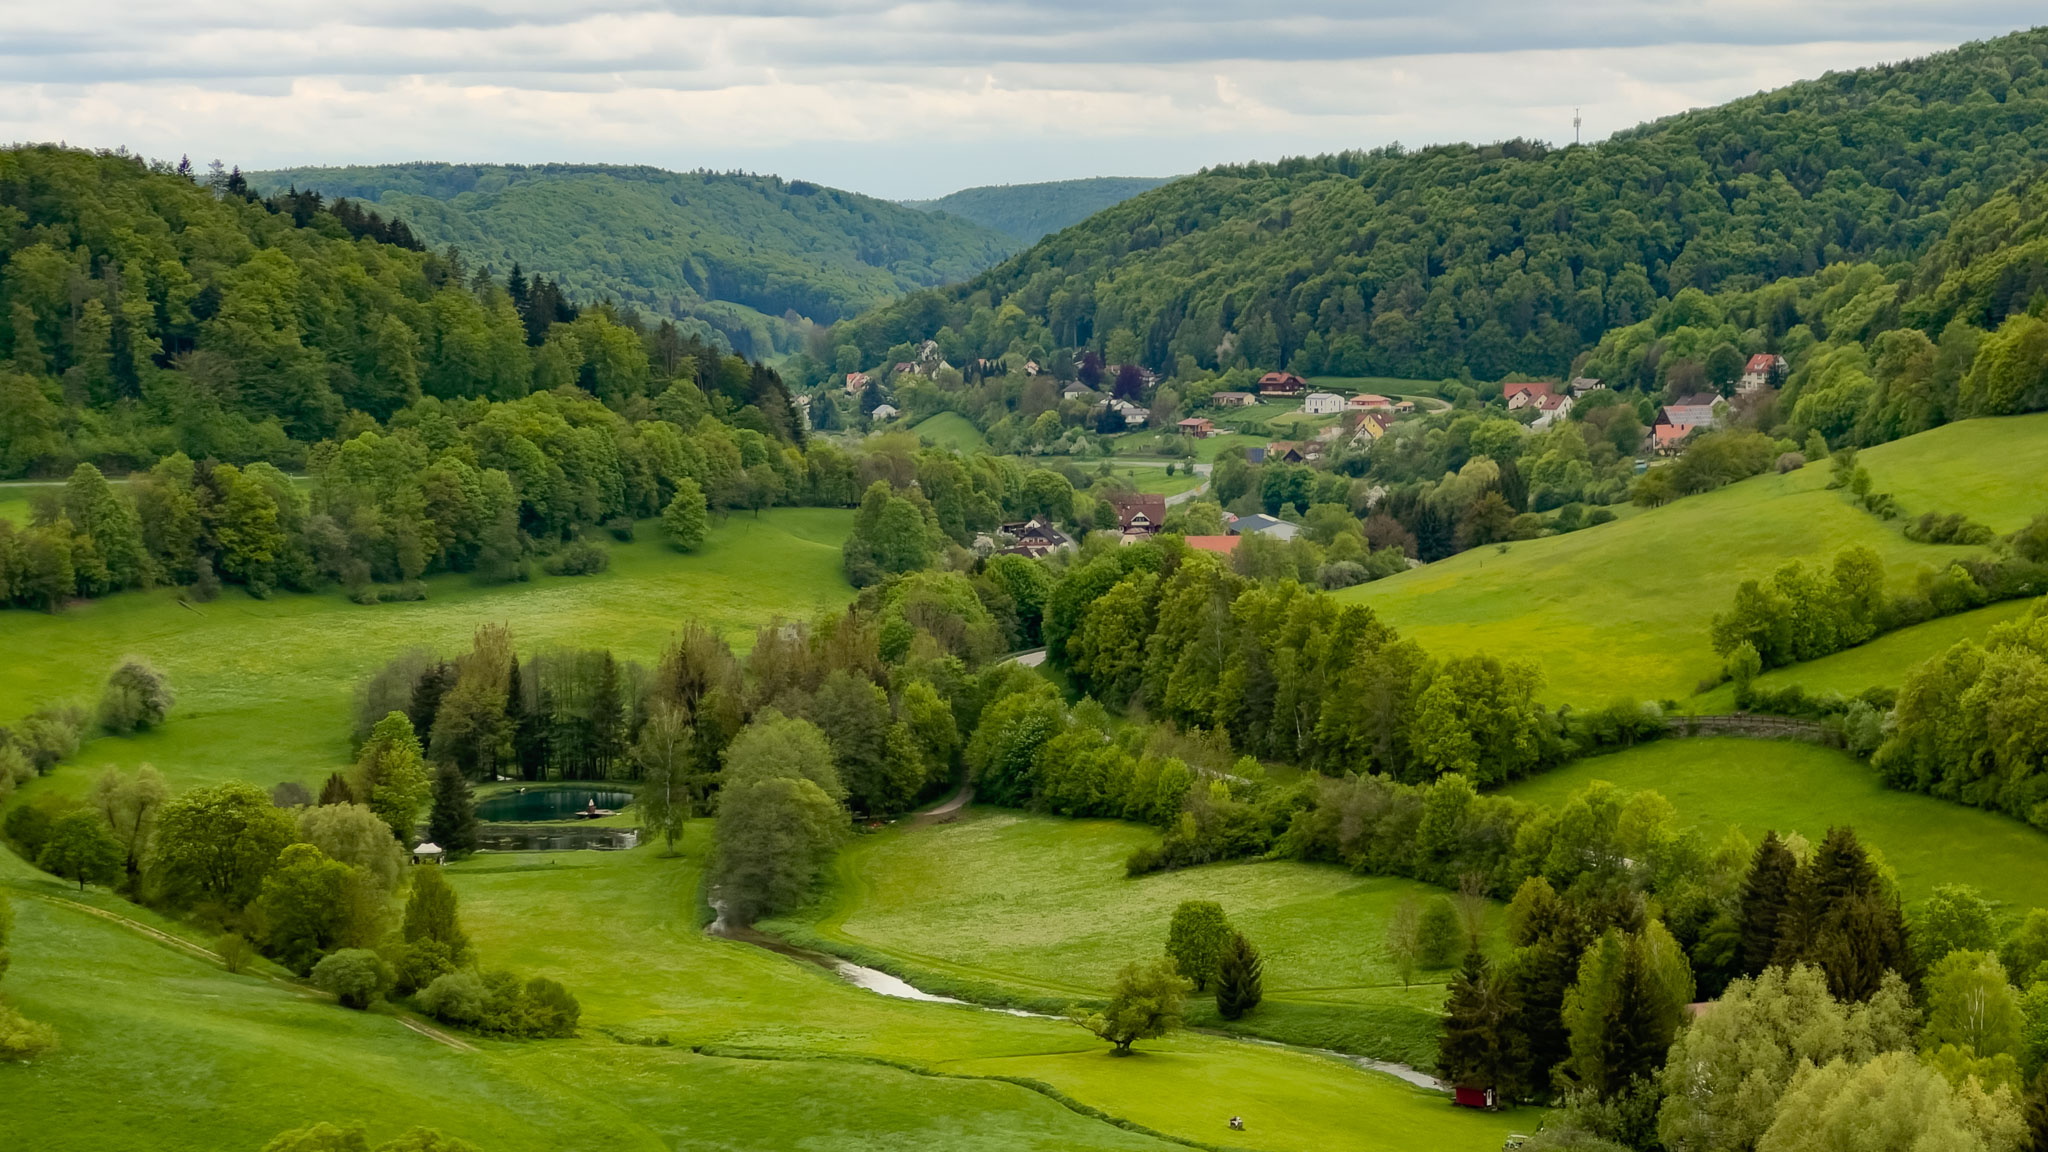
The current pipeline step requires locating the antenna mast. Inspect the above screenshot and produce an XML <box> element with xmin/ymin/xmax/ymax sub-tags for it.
<box><xmin>1573</xmin><ymin>108</ymin><xmax>1582</xmax><ymax>146</ymax></box>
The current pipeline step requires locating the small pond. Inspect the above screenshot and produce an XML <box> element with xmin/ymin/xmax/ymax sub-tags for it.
<box><xmin>476</xmin><ymin>787</ymin><xmax>634</xmax><ymax>823</ymax></box>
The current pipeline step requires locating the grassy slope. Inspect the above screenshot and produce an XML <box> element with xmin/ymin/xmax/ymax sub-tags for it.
<box><xmin>1859</xmin><ymin>413</ymin><xmax>2048</xmax><ymax>533</ymax></box>
<box><xmin>0</xmin><ymin>509</ymin><xmax>854</xmax><ymax>796</ymax></box>
<box><xmin>1690</xmin><ymin>597</ymin><xmax>2038</xmax><ymax>711</ymax></box>
<box><xmin>1502</xmin><ymin>738</ymin><xmax>2048</xmax><ymax>910</ymax></box>
<box><xmin>1340</xmin><ymin>416</ymin><xmax>2048</xmax><ymax>704</ymax></box>
<box><xmin>910</xmin><ymin>412</ymin><xmax>991</xmax><ymax>454</ymax></box>
<box><xmin>0</xmin><ymin>849</ymin><xmax>1186</xmax><ymax>1152</ymax></box>
<box><xmin>770</xmin><ymin>809</ymin><xmax>1491</xmax><ymax>1067</ymax></box>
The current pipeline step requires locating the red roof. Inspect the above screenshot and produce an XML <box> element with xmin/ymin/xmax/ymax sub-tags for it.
<box><xmin>1257</xmin><ymin>372</ymin><xmax>1305</xmax><ymax>392</ymax></box>
<box><xmin>1182</xmin><ymin>536</ymin><xmax>1239</xmax><ymax>554</ymax></box>
<box><xmin>1504</xmin><ymin>381</ymin><xmax>1552</xmax><ymax>398</ymax></box>
<box><xmin>1745</xmin><ymin>353</ymin><xmax>1780</xmax><ymax>372</ymax></box>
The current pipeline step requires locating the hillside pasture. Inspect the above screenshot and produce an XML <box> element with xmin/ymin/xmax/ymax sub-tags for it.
<box><xmin>1502</xmin><ymin>738</ymin><xmax>2048</xmax><ymax>911</ymax></box>
<box><xmin>1336</xmin><ymin>417</ymin><xmax>2048</xmax><ymax>703</ymax></box>
<box><xmin>909</xmin><ymin>411</ymin><xmax>991</xmax><ymax>454</ymax></box>
<box><xmin>1858</xmin><ymin>412</ymin><xmax>2048</xmax><ymax>532</ymax></box>
<box><xmin>771</xmin><ymin>808</ymin><xmax>1492</xmax><ymax>1067</ymax></box>
<box><xmin>0</xmin><ymin>509</ymin><xmax>855</xmax><ymax>796</ymax></box>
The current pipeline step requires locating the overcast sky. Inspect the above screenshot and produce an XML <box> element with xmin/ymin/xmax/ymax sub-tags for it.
<box><xmin>1</xmin><ymin>3</ymin><xmax>2039</xmax><ymax>200</ymax></box>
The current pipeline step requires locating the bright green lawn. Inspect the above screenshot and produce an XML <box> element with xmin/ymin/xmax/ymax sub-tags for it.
<box><xmin>769</xmin><ymin>809</ymin><xmax>1493</xmax><ymax>1067</ymax></box>
<box><xmin>0</xmin><ymin>509</ymin><xmax>855</xmax><ymax>796</ymax></box>
<box><xmin>1502</xmin><ymin>738</ymin><xmax>2048</xmax><ymax>910</ymax></box>
<box><xmin>910</xmin><ymin>411</ymin><xmax>990</xmax><ymax>454</ymax></box>
<box><xmin>1097</xmin><ymin>466</ymin><xmax>1206</xmax><ymax>498</ymax></box>
<box><xmin>0</xmin><ymin>848</ymin><xmax>1187</xmax><ymax>1152</ymax></box>
<box><xmin>1858</xmin><ymin>412</ymin><xmax>2048</xmax><ymax>532</ymax></box>
<box><xmin>440</xmin><ymin>835</ymin><xmax>1519</xmax><ymax>1152</ymax></box>
<box><xmin>1690</xmin><ymin>597</ymin><xmax>2039</xmax><ymax>712</ymax></box>
<box><xmin>1339</xmin><ymin>416</ymin><xmax>2048</xmax><ymax>704</ymax></box>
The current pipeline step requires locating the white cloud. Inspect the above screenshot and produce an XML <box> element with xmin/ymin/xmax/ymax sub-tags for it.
<box><xmin>0</xmin><ymin>2</ymin><xmax>2037</xmax><ymax>198</ymax></box>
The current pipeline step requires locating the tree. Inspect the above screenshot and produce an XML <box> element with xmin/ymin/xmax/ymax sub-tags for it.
<box><xmin>1758</xmin><ymin>1050</ymin><xmax>2023</xmax><ymax>1152</ymax></box>
<box><xmin>1388</xmin><ymin>897</ymin><xmax>1423</xmax><ymax>988</ymax></box>
<box><xmin>428</xmin><ymin>625</ymin><xmax>513</xmax><ymax>780</ymax></box>
<box><xmin>90</xmin><ymin>763</ymin><xmax>168</xmax><ymax>886</ymax></box>
<box><xmin>427</xmin><ymin>762</ymin><xmax>479</xmax><ymax>857</ymax></box>
<box><xmin>1420</xmin><ymin>895</ymin><xmax>1463</xmax><ymax>967</ymax></box>
<box><xmin>662</xmin><ymin>478</ymin><xmax>709</xmax><ymax>551</ymax></box>
<box><xmin>296</xmin><ymin>803</ymin><xmax>407</xmax><ymax>891</ymax></box>
<box><xmin>1215</xmin><ymin>930</ymin><xmax>1265</xmax><ymax>1020</ymax></box>
<box><xmin>808</xmin><ymin>669</ymin><xmax>899</xmax><ymax>815</ymax></box>
<box><xmin>1776</xmin><ymin>826</ymin><xmax>1916</xmax><ymax>1001</ymax></box>
<box><xmin>97</xmin><ymin>656</ymin><xmax>175</xmax><ymax>733</ymax></box>
<box><xmin>151</xmin><ymin>782</ymin><xmax>296</xmax><ymax>910</ymax></box>
<box><xmin>634</xmin><ymin>704</ymin><xmax>698</xmax><ymax>853</ymax></box>
<box><xmin>1440</xmin><ymin>951</ymin><xmax>1529</xmax><ymax>1099</ymax></box>
<box><xmin>311</xmin><ymin>949</ymin><xmax>393</xmax><ymax>1010</ymax></box>
<box><xmin>1924</xmin><ymin>951</ymin><xmax>2027</xmax><ymax>1090</ymax></box>
<box><xmin>1920</xmin><ymin>885</ymin><xmax>2001</xmax><ymax>966</ymax></box>
<box><xmin>1657</xmin><ymin>964</ymin><xmax>1920</xmax><ymax>1152</ymax></box>
<box><xmin>1738</xmin><ymin>831</ymin><xmax>1800</xmax><ymax>976</ymax></box>
<box><xmin>259</xmin><ymin>843</ymin><xmax>359</xmax><ymax>973</ymax></box>
<box><xmin>354</xmin><ymin>711</ymin><xmax>432</xmax><ymax>840</ymax></box>
<box><xmin>2003</xmin><ymin>911</ymin><xmax>2048</xmax><ymax>987</ymax></box>
<box><xmin>711</xmin><ymin>774</ymin><xmax>844</xmax><ymax>925</ymax></box>
<box><xmin>35</xmin><ymin>810</ymin><xmax>122</xmax><ymax>890</ymax></box>
<box><xmin>1164</xmin><ymin>900</ymin><xmax>1232</xmax><ymax>991</ymax></box>
<box><xmin>318</xmin><ymin>773</ymin><xmax>356</xmax><ymax>806</ymax></box>
<box><xmin>1561</xmin><ymin>922</ymin><xmax>1696</xmax><ymax>1098</ymax></box>
<box><xmin>1074</xmin><ymin>957</ymin><xmax>1191</xmax><ymax>1054</ymax></box>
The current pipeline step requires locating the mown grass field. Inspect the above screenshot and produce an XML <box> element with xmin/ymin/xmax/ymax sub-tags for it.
<box><xmin>0</xmin><ymin>509</ymin><xmax>855</xmax><ymax>796</ymax></box>
<box><xmin>1503</xmin><ymin>738</ymin><xmax>2048</xmax><ymax>911</ymax></box>
<box><xmin>910</xmin><ymin>411</ymin><xmax>991</xmax><ymax>454</ymax></box>
<box><xmin>1341</xmin><ymin>416</ymin><xmax>2048</xmax><ymax>704</ymax></box>
<box><xmin>1858</xmin><ymin>412</ymin><xmax>2048</xmax><ymax>532</ymax></box>
<box><xmin>0</xmin><ymin>826</ymin><xmax>1525</xmax><ymax>1152</ymax></box>
<box><xmin>1100</xmin><ymin>465</ymin><xmax>1206</xmax><ymax>498</ymax></box>
<box><xmin>1689</xmin><ymin>597</ymin><xmax>2039</xmax><ymax>711</ymax></box>
<box><xmin>769</xmin><ymin>809</ymin><xmax>1491</xmax><ymax>1067</ymax></box>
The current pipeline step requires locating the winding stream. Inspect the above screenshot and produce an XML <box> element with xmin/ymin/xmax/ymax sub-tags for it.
<box><xmin>707</xmin><ymin>900</ymin><xmax>1446</xmax><ymax>1092</ymax></box>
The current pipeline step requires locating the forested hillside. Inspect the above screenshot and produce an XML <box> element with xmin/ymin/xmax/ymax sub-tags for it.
<box><xmin>250</xmin><ymin>163</ymin><xmax>1017</xmax><ymax>357</ymax></box>
<box><xmin>902</xmin><ymin>176</ymin><xmax>1174</xmax><ymax>243</ymax></box>
<box><xmin>839</xmin><ymin>29</ymin><xmax>2048</xmax><ymax>382</ymax></box>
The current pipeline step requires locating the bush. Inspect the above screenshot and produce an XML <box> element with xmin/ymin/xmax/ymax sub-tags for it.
<box><xmin>393</xmin><ymin>938</ymin><xmax>460</xmax><ymax>996</ymax></box>
<box><xmin>98</xmin><ymin>657</ymin><xmax>175</xmax><ymax>734</ymax></box>
<box><xmin>311</xmin><ymin>949</ymin><xmax>392</xmax><ymax>1010</ymax></box>
<box><xmin>522</xmin><ymin>976</ymin><xmax>581</xmax><ymax>1038</ymax></box>
<box><xmin>417</xmin><ymin>970</ymin><xmax>491</xmax><ymax>1026</ymax></box>
<box><xmin>417</xmin><ymin>968</ymin><xmax>579</xmax><ymax>1038</ymax></box>
<box><xmin>217</xmin><ymin>932</ymin><xmax>255</xmax><ymax>974</ymax></box>
<box><xmin>542</xmin><ymin>540</ymin><xmax>610</xmax><ymax>576</ymax></box>
<box><xmin>603</xmin><ymin>516</ymin><xmax>636</xmax><ymax>542</ymax></box>
<box><xmin>0</xmin><ymin>1002</ymin><xmax>59</xmax><ymax>1061</ymax></box>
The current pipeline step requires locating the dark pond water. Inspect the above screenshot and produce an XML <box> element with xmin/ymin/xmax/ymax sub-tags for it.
<box><xmin>475</xmin><ymin>787</ymin><xmax>633</xmax><ymax>822</ymax></box>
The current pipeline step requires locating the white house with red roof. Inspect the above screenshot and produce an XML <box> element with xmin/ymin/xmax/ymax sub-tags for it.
<box><xmin>1739</xmin><ymin>354</ymin><xmax>1787</xmax><ymax>394</ymax></box>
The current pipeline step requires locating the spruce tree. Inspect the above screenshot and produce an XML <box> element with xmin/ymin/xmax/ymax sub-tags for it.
<box><xmin>408</xmin><ymin>661</ymin><xmax>455</xmax><ymax>745</ymax></box>
<box><xmin>1215</xmin><ymin>931</ymin><xmax>1264</xmax><ymax>1020</ymax></box>
<box><xmin>427</xmin><ymin>762</ymin><xmax>478</xmax><ymax>857</ymax></box>
<box><xmin>316</xmin><ymin>772</ymin><xmax>354</xmax><ymax>806</ymax></box>
<box><xmin>1777</xmin><ymin>826</ymin><xmax>1914</xmax><ymax>1000</ymax></box>
<box><xmin>1439</xmin><ymin>951</ymin><xmax>1529</xmax><ymax>1097</ymax></box>
<box><xmin>1737</xmin><ymin>831</ymin><xmax>1798</xmax><ymax>975</ymax></box>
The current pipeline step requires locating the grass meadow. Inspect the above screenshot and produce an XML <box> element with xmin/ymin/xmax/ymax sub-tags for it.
<box><xmin>909</xmin><ymin>411</ymin><xmax>991</xmax><ymax>454</ymax></box>
<box><xmin>1341</xmin><ymin>415</ymin><xmax>2048</xmax><ymax>704</ymax></box>
<box><xmin>769</xmin><ymin>808</ymin><xmax>1492</xmax><ymax>1067</ymax></box>
<box><xmin>1503</xmin><ymin>738</ymin><xmax>2048</xmax><ymax>911</ymax></box>
<box><xmin>0</xmin><ymin>508</ymin><xmax>855</xmax><ymax>797</ymax></box>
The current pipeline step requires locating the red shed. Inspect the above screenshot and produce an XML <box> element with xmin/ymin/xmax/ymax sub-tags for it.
<box><xmin>1452</xmin><ymin>1085</ymin><xmax>1497</xmax><ymax>1110</ymax></box>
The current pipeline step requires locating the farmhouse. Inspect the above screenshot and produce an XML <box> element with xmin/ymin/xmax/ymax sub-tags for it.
<box><xmin>997</xmin><ymin>517</ymin><xmax>1073</xmax><ymax>557</ymax></box>
<box><xmin>1062</xmin><ymin>381</ymin><xmax>1098</xmax><ymax>400</ymax></box>
<box><xmin>1257</xmin><ymin>371</ymin><xmax>1306</xmax><ymax>396</ymax></box>
<box><xmin>1652</xmin><ymin>423</ymin><xmax>1693</xmax><ymax>454</ymax></box>
<box><xmin>1108</xmin><ymin>493</ymin><xmax>1168</xmax><ymax>538</ymax></box>
<box><xmin>1265</xmin><ymin>441</ymin><xmax>1309</xmax><ymax>464</ymax></box>
<box><xmin>843</xmin><ymin>371</ymin><xmax>871</xmax><ymax>395</ymax></box>
<box><xmin>1351</xmin><ymin>413</ymin><xmax>1391</xmax><ymax>447</ymax></box>
<box><xmin>1300</xmin><ymin>392</ymin><xmax>1345</xmax><ymax>415</ymax></box>
<box><xmin>1568</xmin><ymin>377</ymin><xmax>1604</xmax><ymax>397</ymax></box>
<box><xmin>1531</xmin><ymin>392</ymin><xmax>1574</xmax><ymax>430</ymax></box>
<box><xmin>1178</xmin><ymin>417</ymin><xmax>1216</xmax><ymax>438</ymax></box>
<box><xmin>1505</xmin><ymin>381</ymin><xmax>1554</xmax><ymax>410</ymax></box>
<box><xmin>1212</xmin><ymin>391</ymin><xmax>1260</xmax><ymax>408</ymax></box>
<box><xmin>1739</xmin><ymin>353</ymin><xmax>1787</xmax><ymax>394</ymax></box>
<box><xmin>1662</xmin><ymin>393</ymin><xmax>1721</xmax><ymax>429</ymax></box>
<box><xmin>1347</xmin><ymin>393</ymin><xmax>1394</xmax><ymax>411</ymax></box>
<box><xmin>870</xmin><ymin>403</ymin><xmax>900</xmax><ymax>421</ymax></box>
<box><xmin>1229</xmin><ymin>513</ymin><xmax>1300</xmax><ymax>541</ymax></box>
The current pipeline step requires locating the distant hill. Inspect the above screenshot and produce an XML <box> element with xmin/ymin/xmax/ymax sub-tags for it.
<box><xmin>247</xmin><ymin>163</ymin><xmax>1018</xmax><ymax>357</ymax></box>
<box><xmin>842</xmin><ymin>29</ymin><xmax>2048</xmax><ymax>381</ymax></box>
<box><xmin>902</xmin><ymin>176</ymin><xmax>1174</xmax><ymax>243</ymax></box>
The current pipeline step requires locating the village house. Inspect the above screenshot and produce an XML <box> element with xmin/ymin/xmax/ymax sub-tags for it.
<box><xmin>1212</xmin><ymin>391</ymin><xmax>1260</xmax><ymax>408</ymax></box>
<box><xmin>997</xmin><ymin>517</ymin><xmax>1073</xmax><ymax>558</ymax></box>
<box><xmin>1229</xmin><ymin>514</ymin><xmax>1300</xmax><ymax>541</ymax></box>
<box><xmin>1652</xmin><ymin>423</ymin><xmax>1693</xmax><ymax>454</ymax></box>
<box><xmin>1023</xmin><ymin>359</ymin><xmax>1041</xmax><ymax>376</ymax></box>
<box><xmin>1351</xmin><ymin>413</ymin><xmax>1391</xmax><ymax>448</ymax></box>
<box><xmin>1504</xmin><ymin>381</ymin><xmax>1554</xmax><ymax>410</ymax></box>
<box><xmin>870</xmin><ymin>403</ymin><xmax>899</xmax><ymax>421</ymax></box>
<box><xmin>1178</xmin><ymin>417</ymin><xmax>1216</xmax><ymax>438</ymax></box>
<box><xmin>1257</xmin><ymin>371</ymin><xmax>1306</xmax><ymax>396</ymax></box>
<box><xmin>1181</xmin><ymin>535</ymin><xmax>1239</xmax><ymax>555</ymax></box>
<box><xmin>843</xmin><ymin>371</ymin><xmax>871</xmax><ymax>396</ymax></box>
<box><xmin>1108</xmin><ymin>493</ymin><xmax>1168</xmax><ymax>539</ymax></box>
<box><xmin>1106</xmin><ymin>398</ymin><xmax>1149</xmax><ymax>428</ymax></box>
<box><xmin>1265</xmin><ymin>441</ymin><xmax>1309</xmax><ymax>464</ymax></box>
<box><xmin>1662</xmin><ymin>393</ymin><xmax>1721</xmax><ymax>429</ymax></box>
<box><xmin>1300</xmin><ymin>392</ymin><xmax>1345</xmax><ymax>416</ymax></box>
<box><xmin>1739</xmin><ymin>353</ymin><xmax>1787</xmax><ymax>394</ymax></box>
<box><xmin>1531</xmin><ymin>392</ymin><xmax>1574</xmax><ymax>430</ymax></box>
<box><xmin>1568</xmin><ymin>377</ymin><xmax>1605</xmax><ymax>397</ymax></box>
<box><xmin>1346</xmin><ymin>393</ymin><xmax>1394</xmax><ymax>411</ymax></box>
<box><xmin>1061</xmin><ymin>380</ymin><xmax>1098</xmax><ymax>400</ymax></box>
<box><xmin>892</xmin><ymin>361</ymin><xmax>918</xmax><ymax>376</ymax></box>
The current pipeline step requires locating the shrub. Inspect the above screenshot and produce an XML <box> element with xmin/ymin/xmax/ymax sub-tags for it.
<box><xmin>418</xmin><ymin>970</ymin><xmax>491</xmax><ymax>1027</ymax></box>
<box><xmin>603</xmin><ymin>516</ymin><xmax>636</xmax><ymax>542</ymax></box>
<box><xmin>542</xmin><ymin>540</ymin><xmax>609</xmax><ymax>576</ymax></box>
<box><xmin>311</xmin><ymin>949</ymin><xmax>392</xmax><ymax>1010</ymax></box>
<box><xmin>393</xmin><ymin>938</ymin><xmax>460</xmax><ymax>996</ymax></box>
<box><xmin>0</xmin><ymin>1003</ymin><xmax>59</xmax><ymax>1061</ymax></box>
<box><xmin>217</xmin><ymin>932</ymin><xmax>254</xmax><ymax>974</ymax></box>
<box><xmin>522</xmin><ymin>976</ymin><xmax>581</xmax><ymax>1038</ymax></box>
<box><xmin>98</xmin><ymin>657</ymin><xmax>175</xmax><ymax>734</ymax></box>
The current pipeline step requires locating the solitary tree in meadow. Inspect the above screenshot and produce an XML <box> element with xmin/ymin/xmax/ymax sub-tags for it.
<box><xmin>662</xmin><ymin>478</ymin><xmax>709</xmax><ymax>551</ymax></box>
<box><xmin>36</xmin><ymin>810</ymin><xmax>123</xmax><ymax>891</ymax></box>
<box><xmin>1165</xmin><ymin>900</ymin><xmax>1232</xmax><ymax>991</ymax></box>
<box><xmin>98</xmin><ymin>657</ymin><xmax>175</xmax><ymax>734</ymax></box>
<box><xmin>1214</xmin><ymin>931</ymin><xmax>1265</xmax><ymax>1021</ymax></box>
<box><xmin>1387</xmin><ymin>897</ymin><xmax>1422</xmax><ymax>989</ymax></box>
<box><xmin>1074</xmin><ymin>958</ymin><xmax>1191</xmax><ymax>1055</ymax></box>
